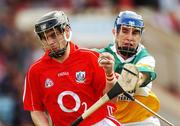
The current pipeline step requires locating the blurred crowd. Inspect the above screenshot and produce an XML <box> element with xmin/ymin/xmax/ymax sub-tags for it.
<box><xmin>0</xmin><ymin>0</ymin><xmax>180</xmax><ymax>126</ymax></box>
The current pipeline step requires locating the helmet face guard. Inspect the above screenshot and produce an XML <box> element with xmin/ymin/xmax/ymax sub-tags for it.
<box><xmin>114</xmin><ymin>11</ymin><xmax>144</xmax><ymax>58</ymax></box>
<box><xmin>116</xmin><ymin>43</ymin><xmax>138</xmax><ymax>58</ymax></box>
<box><xmin>34</xmin><ymin>11</ymin><xmax>71</xmax><ymax>58</ymax></box>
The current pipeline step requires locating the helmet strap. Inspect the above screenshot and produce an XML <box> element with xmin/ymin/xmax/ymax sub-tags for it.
<box><xmin>116</xmin><ymin>42</ymin><xmax>138</xmax><ymax>59</ymax></box>
<box><xmin>63</xmin><ymin>30</ymin><xmax>72</xmax><ymax>42</ymax></box>
<box><xmin>48</xmin><ymin>42</ymin><xmax>68</xmax><ymax>58</ymax></box>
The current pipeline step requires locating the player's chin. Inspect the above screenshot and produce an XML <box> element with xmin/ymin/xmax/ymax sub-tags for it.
<box><xmin>122</xmin><ymin>46</ymin><xmax>136</xmax><ymax>50</ymax></box>
<box><xmin>51</xmin><ymin>47</ymin><xmax>60</xmax><ymax>51</ymax></box>
<box><xmin>122</xmin><ymin>44</ymin><xmax>134</xmax><ymax>48</ymax></box>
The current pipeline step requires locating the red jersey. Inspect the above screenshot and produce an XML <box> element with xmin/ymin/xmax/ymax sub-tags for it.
<box><xmin>23</xmin><ymin>42</ymin><xmax>116</xmax><ymax>126</ymax></box>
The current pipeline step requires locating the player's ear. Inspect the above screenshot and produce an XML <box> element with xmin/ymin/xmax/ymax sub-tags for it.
<box><xmin>112</xmin><ymin>28</ymin><xmax>117</xmax><ymax>38</ymax></box>
<box><xmin>63</xmin><ymin>26</ymin><xmax>69</xmax><ymax>37</ymax></box>
<box><xmin>64</xmin><ymin>26</ymin><xmax>70</xmax><ymax>33</ymax></box>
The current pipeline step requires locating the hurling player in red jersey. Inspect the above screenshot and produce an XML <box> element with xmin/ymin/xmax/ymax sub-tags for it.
<box><xmin>23</xmin><ymin>10</ymin><xmax>121</xmax><ymax>126</ymax></box>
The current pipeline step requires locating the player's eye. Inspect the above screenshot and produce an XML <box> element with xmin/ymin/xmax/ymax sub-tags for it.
<box><xmin>121</xmin><ymin>28</ymin><xmax>129</xmax><ymax>34</ymax></box>
<box><xmin>50</xmin><ymin>32</ymin><xmax>56</xmax><ymax>39</ymax></box>
<box><xmin>132</xmin><ymin>29</ymin><xmax>140</xmax><ymax>35</ymax></box>
<box><xmin>38</xmin><ymin>33</ymin><xmax>46</xmax><ymax>40</ymax></box>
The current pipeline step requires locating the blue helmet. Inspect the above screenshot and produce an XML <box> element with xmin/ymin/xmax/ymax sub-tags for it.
<box><xmin>114</xmin><ymin>11</ymin><xmax>144</xmax><ymax>32</ymax></box>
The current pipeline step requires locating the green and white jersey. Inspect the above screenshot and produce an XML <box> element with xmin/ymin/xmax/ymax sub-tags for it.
<box><xmin>94</xmin><ymin>43</ymin><xmax>156</xmax><ymax>88</ymax></box>
<box><xmin>94</xmin><ymin>43</ymin><xmax>160</xmax><ymax>123</ymax></box>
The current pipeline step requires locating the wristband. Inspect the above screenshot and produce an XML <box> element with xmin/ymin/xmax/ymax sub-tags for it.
<box><xmin>106</xmin><ymin>72</ymin><xmax>116</xmax><ymax>83</ymax></box>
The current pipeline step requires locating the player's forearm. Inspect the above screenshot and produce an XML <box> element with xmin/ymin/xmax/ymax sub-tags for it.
<box><xmin>103</xmin><ymin>72</ymin><xmax>118</xmax><ymax>102</ymax></box>
<box><xmin>31</xmin><ymin>111</ymin><xmax>50</xmax><ymax>126</ymax></box>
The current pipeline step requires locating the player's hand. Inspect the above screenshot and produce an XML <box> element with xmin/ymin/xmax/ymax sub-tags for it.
<box><xmin>98</xmin><ymin>52</ymin><xmax>115</xmax><ymax>76</ymax></box>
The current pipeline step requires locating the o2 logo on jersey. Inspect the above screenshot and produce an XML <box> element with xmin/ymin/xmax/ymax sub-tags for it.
<box><xmin>57</xmin><ymin>91</ymin><xmax>87</xmax><ymax>113</ymax></box>
<box><xmin>75</xmin><ymin>71</ymin><xmax>86</xmax><ymax>83</ymax></box>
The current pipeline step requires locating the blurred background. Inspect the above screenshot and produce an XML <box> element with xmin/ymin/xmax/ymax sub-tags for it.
<box><xmin>0</xmin><ymin>0</ymin><xmax>180</xmax><ymax>126</ymax></box>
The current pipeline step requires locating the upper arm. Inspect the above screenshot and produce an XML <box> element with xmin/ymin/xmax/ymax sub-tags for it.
<box><xmin>23</xmin><ymin>67</ymin><xmax>45</xmax><ymax>111</ymax></box>
<box><xmin>136</xmin><ymin>56</ymin><xmax>155</xmax><ymax>68</ymax></box>
<box><xmin>136</xmin><ymin>56</ymin><xmax>157</xmax><ymax>87</ymax></box>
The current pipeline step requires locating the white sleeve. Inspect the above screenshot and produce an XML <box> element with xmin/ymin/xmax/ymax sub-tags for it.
<box><xmin>136</xmin><ymin>56</ymin><xmax>155</xmax><ymax>68</ymax></box>
<box><xmin>134</xmin><ymin>82</ymin><xmax>152</xmax><ymax>96</ymax></box>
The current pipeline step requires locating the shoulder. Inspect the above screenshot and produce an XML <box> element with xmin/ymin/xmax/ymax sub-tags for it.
<box><xmin>77</xmin><ymin>48</ymin><xmax>100</xmax><ymax>58</ymax></box>
<box><xmin>27</xmin><ymin>60</ymin><xmax>42</xmax><ymax>75</ymax></box>
<box><xmin>136</xmin><ymin>44</ymin><xmax>153</xmax><ymax>58</ymax></box>
<box><xmin>70</xmin><ymin>42</ymin><xmax>99</xmax><ymax>57</ymax></box>
<box><xmin>73</xmin><ymin>48</ymin><xmax>101</xmax><ymax>68</ymax></box>
<box><xmin>27</xmin><ymin>55</ymin><xmax>47</xmax><ymax>75</ymax></box>
<box><xmin>138</xmin><ymin>44</ymin><xmax>151</xmax><ymax>55</ymax></box>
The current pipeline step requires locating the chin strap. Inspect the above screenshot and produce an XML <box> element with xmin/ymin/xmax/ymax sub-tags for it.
<box><xmin>48</xmin><ymin>42</ymin><xmax>68</xmax><ymax>58</ymax></box>
<box><xmin>118</xmin><ymin>46</ymin><xmax>137</xmax><ymax>58</ymax></box>
<box><xmin>116</xmin><ymin>42</ymin><xmax>138</xmax><ymax>58</ymax></box>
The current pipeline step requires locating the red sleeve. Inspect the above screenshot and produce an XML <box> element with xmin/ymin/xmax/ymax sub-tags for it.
<box><xmin>23</xmin><ymin>66</ymin><xmax>45</xmax><ymax>111</ymax></box>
